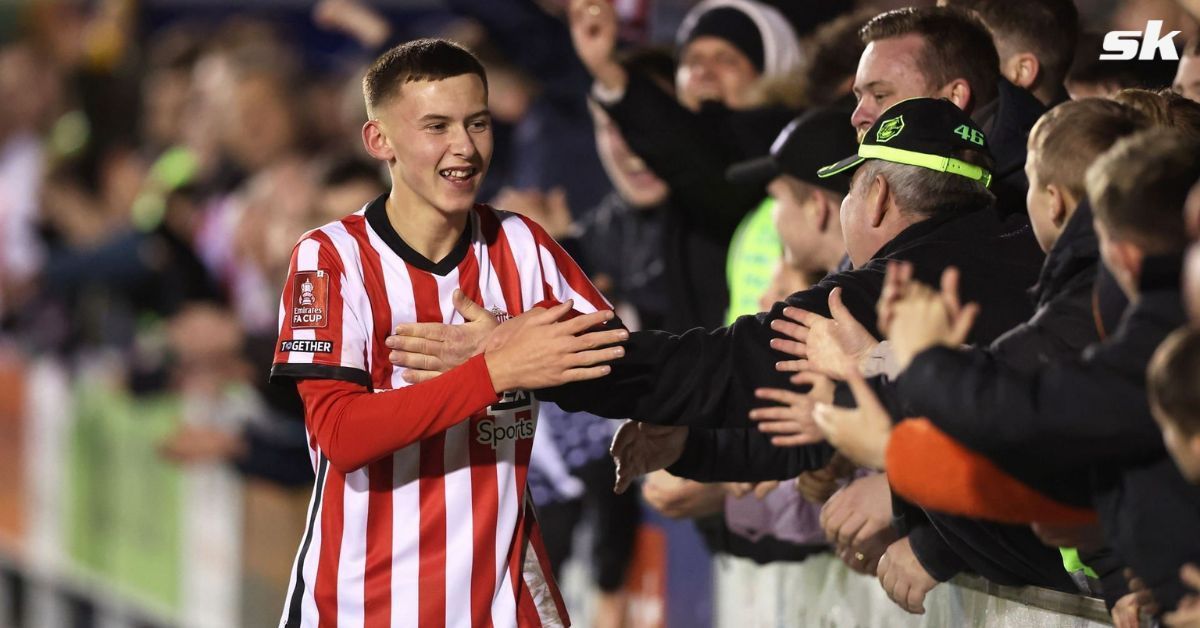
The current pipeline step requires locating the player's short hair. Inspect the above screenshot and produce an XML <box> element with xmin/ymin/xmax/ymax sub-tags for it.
<box><xmin>941</xmin><ymin>0</ymin><xmax>1077</xmax><ymax>88</ymax></box>
<box><xmin>1086</xmin><ymin>129</ymin><xmax>1200</xmax><ymax>254</ymax></box>
<box><xmin>1028</xmin><ymin>99</ymin><xmax>1149</xmax><ymax>202</ymax></box>
<box><xmin>1149</xmin><ymin>327</ymin><xmax>1200</xmax><ymax>435</ymax></box>
<box><xmin>363</xmin><ymin>38</ymin><xmax>488</xmax><ymax>114</ymax></box>
<box><xmin>860</xmin><ymin>7</ymin><xmax>1000</xmax><ymax>107</ymax></box>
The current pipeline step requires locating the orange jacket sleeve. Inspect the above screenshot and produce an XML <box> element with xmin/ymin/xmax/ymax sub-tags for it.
<box><xmin>887</xmin><ymin>418</ymin><xmax>1097</xmax><ymax>526</ymax></box>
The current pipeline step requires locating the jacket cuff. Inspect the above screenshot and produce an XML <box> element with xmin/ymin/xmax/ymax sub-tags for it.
<box><xmin>666</xmin><ymin>428</ymin><xmax>709</xmax><ymax>478</ymax></box>
<box><xmin>908</xmin><ymin>524</ymin><xmax>968</xmax><ymax>583</ymax></box>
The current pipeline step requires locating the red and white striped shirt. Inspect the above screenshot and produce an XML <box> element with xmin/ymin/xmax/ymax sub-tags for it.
<box><xmin>271</xmin><ymin>195</ymin><xmax>610</xmax><ymax>628</ymax></box>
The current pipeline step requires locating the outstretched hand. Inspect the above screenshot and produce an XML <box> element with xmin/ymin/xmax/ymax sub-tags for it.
<box><xmin>883</xmin><ymin>266</ymin><xmax>979</xmax><ymax>372</ymax></box>
<box><xmin>772</xmin><ymin>287</ymin><xmax>877</xmax><ymax>381</ymax></box>
<box><xmin>748</xmin><ymin>372</ymin><xmax>835</xmax><ymax>447</ymax></box>
<box><xmin>484</xmin><ymin>300</ymin><xmax>628</xmax><ymax>391</ymax></box>
<box><xmin>610</xmin><ymin>420</ymin><xmax>689</xmax><ymax>494</ymax></box>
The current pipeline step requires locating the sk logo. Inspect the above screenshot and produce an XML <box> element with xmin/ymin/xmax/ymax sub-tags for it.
<box><xmin>876</xmin><ymin>115</ymin><xmax>905</xmax><ymax>143</ymax></box>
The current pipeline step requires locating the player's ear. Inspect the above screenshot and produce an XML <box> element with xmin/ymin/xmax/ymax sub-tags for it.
<box><xmin>362</xmin><ymin>120</ymin><xmax>395</xmax><ymax>162</ymax></box>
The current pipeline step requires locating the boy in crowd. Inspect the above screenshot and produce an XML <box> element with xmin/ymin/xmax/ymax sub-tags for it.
<box><xmin>270</xmin><ymin>39</ymin><xmax>625</xmax><ymax>627</ymax></box>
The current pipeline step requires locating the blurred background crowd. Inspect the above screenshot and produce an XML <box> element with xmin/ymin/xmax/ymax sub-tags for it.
<box><xmin>1</xmin><ymin>0</ymin><xmax>1200</xmax><ymax>626</ymax></box>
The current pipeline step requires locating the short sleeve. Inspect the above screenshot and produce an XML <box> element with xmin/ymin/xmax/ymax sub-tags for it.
<box><xmin>521</xmin><ymin>215</ymin><xmax>613</xmax><ymax>315</ymax></box>
<box><xmin>270</xmin><ymin>231</ymin><xmax>371</xmax><ymax>387</ymax></box>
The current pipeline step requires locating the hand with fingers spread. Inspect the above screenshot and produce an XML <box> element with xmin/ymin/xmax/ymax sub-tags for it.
<box><xmin>885</xmin><ymin>266</ymin><xmax>980</xmax><ymax>372</ymax></box>
<box><xmin>484</xmin><ymin>300</ymin><xmax>628</xmax><ymax>391</ymax></box>
<box><xmin>820</xmin><ymin>473</ymin><xmax>897</xmax><ymax>575</ymax></box>
<box><xmin>1165</xmin><ymin>564</ymin><xmax>1200</xmax><ymax>627</ymax></box>
<box><xmin>772</xmin><ymin>288</ymin><xmax>878</xmax><ymax>381</ymax></box>
<box><xmin>568</xmin><ymin>0</ymin><xmax>626</xmax><ymax>92</ymax></box>
<box><xmin>610</xmin><ymin>420</ymin><xmax>689</xmax><ymax>494</ymax></box>
<box><xmin>812</xmin><ymin>372</ymin><xmax>893</xmax><ymax>470</ymax></box>
<box><xmin>877</xmin><ymin>537</ymin><xmax>938</xmax><ymax>614</ymax></box>
<box><xmin>748</xmin><ymin>372</ymin><xmax>834</xmax><ymax>447</ymax></box>
<box><xmin>387</xmin><ymin>289</ymin><xmax>499</xmax><ymax>383</ymax></box>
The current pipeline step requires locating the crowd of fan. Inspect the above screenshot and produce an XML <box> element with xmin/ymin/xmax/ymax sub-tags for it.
<box><xmin>3</xmin><ymin>0</ymin><xmax>1200</xmax><ymax>626</ymax></box>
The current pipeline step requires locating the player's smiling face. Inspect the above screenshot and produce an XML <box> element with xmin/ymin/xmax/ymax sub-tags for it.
<box><xmin>366</xmin><ymin>74</ymin><xmax>492</xmax><ymax>216</ymax></box>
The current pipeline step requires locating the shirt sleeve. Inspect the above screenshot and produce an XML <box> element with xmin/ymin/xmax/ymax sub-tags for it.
<box><xmin>519</xmin><ymin>214</ymin><xmax>613</xmax><ymax>315</ymax></box>
<box><xmin>270</xmin><ymin>231</ymin><xmax>372</xmax><ymax>387</ymax></box>
<box><xmin>297</xmin><ymin>354</ymin><xmax>502</xmax><ymax>473</ymax></box>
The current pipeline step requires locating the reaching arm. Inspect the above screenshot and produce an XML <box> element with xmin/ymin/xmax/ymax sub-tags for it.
<box><xmin>665</xmin><ymin>427</ymin><xmax>835</xmax><ymax>482</ymax></box>
<box><xmin>896</xmin><ymin>346</ymin><xmax>1163</xmax><ymax>469</ymax></box>
<box><xmin>541</xmin><ymin>271</ymin><xmax>883</xmax><ymax>428</ymax></box>
<box><xmin>296</xmin><ymin>354</ymin><xmax>500</xmax><ymax>474</ymax></box>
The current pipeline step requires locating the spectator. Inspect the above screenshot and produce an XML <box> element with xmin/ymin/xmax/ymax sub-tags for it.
<box><xmin>569</xmin><ymin>0</ymin><xmax>802</xmax><ymax>330</ymax></box>
<box><xmin>850</xmin><ymin>6</ymin><xmax>1047</xmax><ymax>223</ymax></box>
<box><xmin>1149</xmin><ymin>327</ymin><xmax>1200</xmax><ymax>484</ymax></box>
<box><xmin>797</xmin><ymin>98</ymin><xmax>1154</xmax><ymax>611</ymax></box>
<box><xmin>939</xmin><ymin>0</ymin><xmax>1078</xmax><ymax>106</ymax></box>
<box><xmin>1112</xmin><ymin>88</ymin><xmax>1200</xmax><ymax>143</ymax></box>
<box><xmin>885</xmin><ymin>130</ymin><xmax>1200</xmax><ymax>613</ymax></box>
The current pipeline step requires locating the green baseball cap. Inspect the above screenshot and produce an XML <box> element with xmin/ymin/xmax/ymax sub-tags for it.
<box><xmin>816</xmin><ymin>97</ymin><xmax>994</xmax><ymax>187</ymax></box>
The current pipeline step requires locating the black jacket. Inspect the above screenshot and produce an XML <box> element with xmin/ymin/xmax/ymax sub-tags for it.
<box><xmin>975</xmin><ymin>79</ymin><xmax>1046</xmax><ymax>221</ymax></box>
<box><xmin>542</xmin><ymin>202</ymin><xmax>1044</xmax><ymax>480</ymax></box>
<box><xmin>1093</xmin><ymin>456</ymin><xmax>1200</xmax><ymax>612</ymax></box>
<box><xmin>899</xmin><ymin>202</ymin><xmax>1103</xmax><ymax>593</ymax></box>
<box><xmin>601</xmin><ymin>70</ymin><xmax>794</xmax><ymax>331</ymax></box>
<box><xmin>895</xmin><ymin>254</ymin><xmax>1185</xmax><ymax>507</ymax></box>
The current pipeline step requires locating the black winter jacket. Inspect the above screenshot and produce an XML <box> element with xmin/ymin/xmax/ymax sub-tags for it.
<box><xmin>896</xmin><ymin>254</ymin><xmax>1184</xmax><ymax>506</ymax></box>
<box><xmin>543</xmin><ymin>202</ymin><xmax>1044</xmax><ymax>481</ymax></box>
<box><xmin>900</xmin><ymin>202</ymin><xmax>1103</xmax><ymax>593</ymax></box>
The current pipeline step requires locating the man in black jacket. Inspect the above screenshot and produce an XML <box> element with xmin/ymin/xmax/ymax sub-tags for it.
<box><xmin>854</xmin><ymin>99</ymin><xmax>1152</xmax><ymax>612</ymax></box>
<box><xmin>888</xmin><ymin>130</ymin><xmax>1200</xmax><ymax>613</ymax></box>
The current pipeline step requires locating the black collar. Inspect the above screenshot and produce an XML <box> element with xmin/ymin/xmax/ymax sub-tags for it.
<box><xmin>364</xmin><ymin>194</ymin><xmax>472</xmax><ymax>276</ymax></box>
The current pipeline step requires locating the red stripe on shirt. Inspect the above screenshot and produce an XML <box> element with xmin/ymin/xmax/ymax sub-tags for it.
<box><xmin>459</xmin><ymin>247</ymin><xmax>499</xmax><ymax>628</ymax></box>
<box><xmin>475</xmin><ymin>206</ymin><xmax>525</xmax><ymax>316</ymax></box>
<box><xmin>517</xmin><ymin>214</ymin><xmax>611</xmax><ymax>310</ymax></box>
<box><xmin>410</xmin><ymin>264</ymin><xmax>449</xmax><ymax>628</ymax></box>
<box><xmin>343</xmin><ymin>217</ymin><xmax>394</xmax><ymax>628</ymax></box>
<box><xmin>315</xmin><ymin>466</ymin><xmax>345</xmax><ymax>627</ymax></box>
